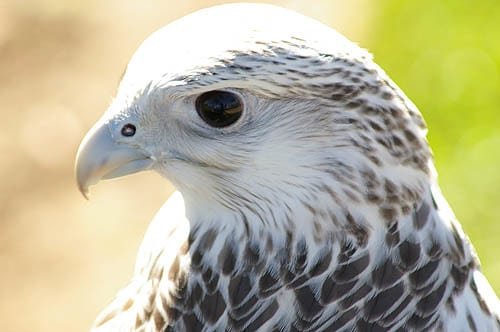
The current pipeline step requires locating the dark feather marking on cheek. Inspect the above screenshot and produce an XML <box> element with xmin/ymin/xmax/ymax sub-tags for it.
<box><xmin>368</xmin><ymin>155</ymin><xmax>382</xmax><ymax>166</ymax></box>
<box><xmin>368</xmin><ymin>120</ymin><xmax>384</xmax><ymax>131</ymax></box>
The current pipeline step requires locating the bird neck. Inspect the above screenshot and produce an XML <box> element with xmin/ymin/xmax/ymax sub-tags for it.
<box><xmin>182</xmin><ymin>187</ymin><xmax>404</xmax><ymax>273</ymax></box>
<box><xmin>181</xmin><ymin>161</ymin><xmax>431</xmax><ymax>257</ymax></box>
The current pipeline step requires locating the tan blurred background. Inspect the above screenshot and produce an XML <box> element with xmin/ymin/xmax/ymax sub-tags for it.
<box><xmin>0</xmin><ymin>1</ymin><xmax>498</xmax><ymax>331</ymax></box>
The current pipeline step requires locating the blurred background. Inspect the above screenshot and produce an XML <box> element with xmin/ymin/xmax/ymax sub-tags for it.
<box><xmin>0</xmin><ymin>0</ymin><xmax>498</xmax><ymax>330</ymax></box>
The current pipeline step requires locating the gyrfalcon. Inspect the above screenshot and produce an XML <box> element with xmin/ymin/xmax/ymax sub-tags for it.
<box><xmin>75</xmin><ymin>3</ymin><xmax>500</xmax><ymax>331</ymax></box>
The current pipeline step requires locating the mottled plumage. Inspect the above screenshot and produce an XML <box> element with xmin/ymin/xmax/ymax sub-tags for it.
<box><xmin>75</xmin><ymin>4</ymin><xmax>500</xmax><ymax>331</ymax></box>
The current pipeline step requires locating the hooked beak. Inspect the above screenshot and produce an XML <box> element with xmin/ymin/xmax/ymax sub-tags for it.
<box><xmin>75</xmin><ymin>121</ymin><xmax>154</xmax><ymax>199</ymax></box>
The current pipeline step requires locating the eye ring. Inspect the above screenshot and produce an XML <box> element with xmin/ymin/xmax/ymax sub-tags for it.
<box><xmin>195</xmin><ymin>90</ymin><xmax>243</xmax><ymax>128</ymax></box>
<box><xmin>121</xmin><ymin>123</ymin><xmax>136</xmax><ymax>137</ymax></box>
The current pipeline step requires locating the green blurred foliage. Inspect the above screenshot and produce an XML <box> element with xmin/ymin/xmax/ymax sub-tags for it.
<box><xmin>365</xmin><ymin>0</ymin><xmax>500</xmax><ymax>291</ymax></box>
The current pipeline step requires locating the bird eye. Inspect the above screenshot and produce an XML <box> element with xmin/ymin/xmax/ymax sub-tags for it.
<box><xmin>121</xmin><ymin>123</ymin><xmax>136</xmax><ymax>137</ymax></box>
<box><xmin>195</xmin><ymin>91</ymin><xmax>242</xmax><ymax>128</ymax></box>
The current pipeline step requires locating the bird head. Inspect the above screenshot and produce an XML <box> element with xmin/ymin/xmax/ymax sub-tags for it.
<box><xmin>76</xmin><ymin>4</ymin><xmax>432</xmax><ymax>221</ymax></box>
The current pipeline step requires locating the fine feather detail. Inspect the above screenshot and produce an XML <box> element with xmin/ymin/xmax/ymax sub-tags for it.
<box><xmin>82</xmin><ymin>4</ymin><xmax>500</xmax><ymax>331</ymax></box>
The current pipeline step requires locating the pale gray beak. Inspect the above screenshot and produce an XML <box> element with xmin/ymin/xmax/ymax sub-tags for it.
<box><xmin>75</xmin><ymin>121</ymin><xmax>154</xmax><ymax>199</ymax></box>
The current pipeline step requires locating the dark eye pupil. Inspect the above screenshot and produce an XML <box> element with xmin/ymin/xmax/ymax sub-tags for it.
<box><xmin>195</xmin><ymin>91</ymin><xmax>242</xmax><ymax>128</ymax></box>
<box><xmin>121</xmin><ymin>123</ymin><xmax>136</xmax><ymax>137</ymax></box>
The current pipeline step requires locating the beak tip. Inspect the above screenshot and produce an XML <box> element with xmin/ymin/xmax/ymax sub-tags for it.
<box><xmin>75</xmin><ymin>161</ymin><xmax>91</xmax><ymax>200</ymax></box>
<box><xmin>78</xmin><ymin>183</ymin><xmax>91</xmax><ymax>200</ymax></box>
